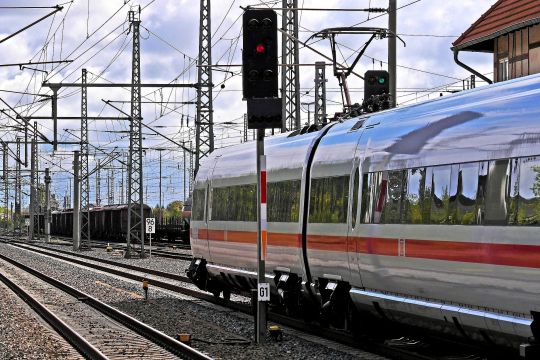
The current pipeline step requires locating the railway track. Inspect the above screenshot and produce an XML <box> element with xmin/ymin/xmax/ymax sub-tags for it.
<box><xmin>0</xmin><ymin>251</ymin><xmax>212</xmax><ymax>360</ymax></box>
<box><xmin>1</xmin><ymin>238</ymin><xmax>501</xmax><ymax>360</ymax></box>
<box><xmin>48</xmin><ymin>236</ymin><xmax>193</xmax><ymax>260</ymax></box>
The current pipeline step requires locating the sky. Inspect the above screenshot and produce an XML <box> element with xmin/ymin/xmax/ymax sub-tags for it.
<box><xmin>0</xmin><ymin>0</ymin><xmax>497</xmax><ymax>210</ymax></box>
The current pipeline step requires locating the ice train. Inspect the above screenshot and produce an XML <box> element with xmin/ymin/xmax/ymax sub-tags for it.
<box><xmin>188</xmin><ymin>73</ymin><xmax>540</xmax><ymax>355</ymax></box>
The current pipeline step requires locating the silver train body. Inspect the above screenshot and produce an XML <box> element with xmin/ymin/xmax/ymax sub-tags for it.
<box><xmin>189</xmin><ymin>73</ymin><xmax>540</xmax><ymax>352</ymax></box>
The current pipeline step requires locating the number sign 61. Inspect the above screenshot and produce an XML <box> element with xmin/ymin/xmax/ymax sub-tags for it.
<box><xmin>258</xmin><ymin>283</ymin><xmax>270</xmax><ymax>301</ymax></box>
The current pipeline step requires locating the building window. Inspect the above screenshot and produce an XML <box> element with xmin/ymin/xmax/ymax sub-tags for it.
<box><xmin>498</xmin><ymin>58</ymin><xmax>509</xmax><ymax>81</ymax></box>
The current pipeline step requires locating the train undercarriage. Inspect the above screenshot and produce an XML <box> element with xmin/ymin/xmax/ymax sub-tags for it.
<box><xmin>187</xmin><ymin>257</ymin><xmax>540</xmax><ymax>359</ymax></box>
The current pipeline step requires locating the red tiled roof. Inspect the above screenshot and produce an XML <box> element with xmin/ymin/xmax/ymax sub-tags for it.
<box><xmin>453</xmin><ymin>0</ymin><xmax>540</xmax><ymax>51</ymax></box>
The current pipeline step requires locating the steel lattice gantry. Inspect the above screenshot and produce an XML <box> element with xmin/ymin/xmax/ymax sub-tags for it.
<box><xmin>126</xmin><ymin>9</ymin><xmax>144</xmax><ymax>258</ymax></box>
<box><xmin>281</xmin><ymin>0</ymin><xmax>301</xmax><ymax>132</ymax></box>
<box><xmin>80</xmin><ymin>68</ymin><xmax>91</xmax><ymax>249</ymax></box>
<box><xmin>194</xmin><ymin>0</ymin><xmax>214</xmax><ymax>177</ymax></box>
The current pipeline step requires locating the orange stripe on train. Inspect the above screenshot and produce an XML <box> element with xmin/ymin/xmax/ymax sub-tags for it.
<box><xmin>195</xmin><ymin>229</ymin><xmax>540</xmax><ymax>268</ymax></box>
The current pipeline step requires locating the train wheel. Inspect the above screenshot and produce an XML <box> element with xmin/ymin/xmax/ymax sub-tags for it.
<box><xmin>222</xmin><ymin>289</ymin><xmax>231</xmax><ymax>301</ymax></box>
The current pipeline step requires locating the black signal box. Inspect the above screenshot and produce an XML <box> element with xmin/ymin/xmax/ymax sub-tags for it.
<box><xmin>247</xmin><ymin>98</ymin><xmax>282</xmax><ymax>129</ymax></box>
<box><xmin>364</xmin><ymin>70</ymin><xmax>389</xmax><ymax>100</ymax></box>
<box><xmin>242</xmin><ymin>9</ymin><xmax>278</xmax><ymax>99</ymax></box>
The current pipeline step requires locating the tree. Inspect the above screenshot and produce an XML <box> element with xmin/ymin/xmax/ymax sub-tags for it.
<box><xmin>166</xmin><ymin>200</ymin><xmax>184</xmax><ymax>218</ymax></box>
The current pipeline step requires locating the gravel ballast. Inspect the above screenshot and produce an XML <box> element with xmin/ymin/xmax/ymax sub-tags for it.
<box><xmin>0</xmin><ymin>241</ymin><xmax>388</xmax><ymax>360</ymax></box>
<box><xmin>0</xmin><ymin>277</ymin><xmax>83</xmax><ymax>360</ymax></box>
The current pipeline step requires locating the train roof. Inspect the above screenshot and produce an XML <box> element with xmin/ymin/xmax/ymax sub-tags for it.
<box><xmin>197</xmin><ymin>72</ymin><xmax>540</xmax><ymax>183</ymax></box>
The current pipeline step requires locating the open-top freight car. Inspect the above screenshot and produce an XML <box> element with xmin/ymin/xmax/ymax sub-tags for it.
<box><xmin>51</xmin><ymin>204</ymin><xmax>151</xmax><ymax>241</ymax></box>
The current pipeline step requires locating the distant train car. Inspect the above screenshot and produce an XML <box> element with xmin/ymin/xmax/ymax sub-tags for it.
<box><xmin>151</xmin><ymin>199</ymin><xmax>191</xmax><ymax>243</ymax></box>
<box><xmin>182</xmin><ymin>197</ymin><xmax>192</xmax><ymax>219</ymax></box>
<box><xmin>188</xmin><ymin>73</ymin><xmax>540</xmax><ymax>357</ymax></box>
<box><xmin>154</xmin><ymin>217</ymin><xmax>189</xmax><ymax>243</ymax></box>
<box><xmin>50</xmin><ymin>204</ymin><xmax>151</xmax><ymax>240</ymax></box>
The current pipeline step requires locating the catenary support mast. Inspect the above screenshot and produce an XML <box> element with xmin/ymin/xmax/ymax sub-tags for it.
<box><xmin>126</xmin><ymin>8</ymin><xmax>145</xmax><ymax>258</ymax></box>
<box><xmin>2</xmin><ymin>143</ymin><xmax>8</xmax><ymax>230</ymax></box>
<box><xmin>195</xmin><ymin>0</ymin><xmax>214</xmax><ymax>177</ymax></box>
<box><xmin>28</xmin><ymin>122</ymin><xmax>38</xmax><ymax>240</ymax></box>
<box><xmin>80</xmin><ymin>68</ymin><xmax>90</xmax><ymax>249</ymax></box>
<box><xmin>281</xmin><ymin>0</ymin><xmax>300</xmax><ymax>131</ymax></box>
<box><xmin>388</xmin><ymin>0</ymin><xmax>397</xmax><ymax>108</ymax></box>
<box><xmin>15</xmin><ymin>138</ymin><xmax>21</xmax><ymax>230</ymax></box>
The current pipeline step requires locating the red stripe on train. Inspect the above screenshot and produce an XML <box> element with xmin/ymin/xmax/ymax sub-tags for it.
<box><xmin>193</xmin><ymin>229</ymin><xmax>540</xmax><ymax>268</ymax></box>
<box><xmin>260</xmin><ymin>171</ymin><xmax>267</xmax><ymax>203</ymax></box>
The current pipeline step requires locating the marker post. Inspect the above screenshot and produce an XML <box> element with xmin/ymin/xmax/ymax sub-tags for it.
<box><xmin>145</xmin><ymin>217</ymin><xmax>155</xmax><ymax>258</ymax></box>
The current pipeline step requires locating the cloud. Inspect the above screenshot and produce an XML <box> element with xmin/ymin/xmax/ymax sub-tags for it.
<box><xmin>0</xmin><ymin>0</ymin><xmax>499</xmax><ymax>205</ymax></box>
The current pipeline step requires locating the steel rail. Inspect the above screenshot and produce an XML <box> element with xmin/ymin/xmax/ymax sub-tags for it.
<box><xmin>0</xmin><ymin>251</ymin><xmax>213</xmax><ymax>360</ymax></box>
<box><xmin>9</xmin><ymin>241</ymin><xmax>192</xmax><ymax>283</ymax></box>
<box><xmin>0</xmin><ymin>267</ymin><xmax>108</xmax><ymax>360</ymax></box>
<box><xmin>2</xmin><ymin>240</ymin><xmax>442</xmax><ymax>360</ymax></box>
<box><xmin>3</xmin><ymin>238</ymin><xmax>496</xmax><ymax>359</ymax></box>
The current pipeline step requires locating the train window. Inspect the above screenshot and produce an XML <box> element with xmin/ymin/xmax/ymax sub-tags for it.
<box><xmin>351</xmin><ymin>169</ymin><xmax>360</xmax><ymax>229</ymax></box>
<box><xmin>358</xmin><ymin>157</ymin><xmax>540</xmax><ymax>226</ymax></box>
<box><xmin>404</xmin><ymin>168</ymin><xmax>427</xmax><ymax>224</ymax></box>
<box><xmin>381</xmin><ymin>170</ymin><xmax>406</xmax><ymax>224</ymax></box>
<box><xmin>455</xmin><ymin>162</ymin><xmax>480</xmax><ymax>225</ymax></box>
<box><xmin>517</xmin><ymin>156</ymin><xmax>540</xmax><ymax>225</ymax></box>
<box><xmin>192</xmin><ymin>188</ymin><xmax>205</xmax><ymax>221</ymax></box>
<box><xmin>209</xmin><ymin>184</ymin><xmax>257</xmax><ymax>222</ymax></box>
<box><xmin>229</xmin><ymin>184</ymin><xmax>257</xmax><ymax>222</ymax></box>
<box><xmin>211</xmin><ymin>187</ymin><xmax>229</xmax><ymax>221</ymax></box>
<box><xmin>475</xmin><ymin>161</ymin><xmax>488</xmax><ymax>224</ymax></box>
<box><xmin>506</xmin><ymin>159</ymin><xmax>520</xmax><ymax>225</ymax></box>
<box><xmin>446</xmin><ymin>165</ymin><xmax>460</xmax><ymax>224</ymax></box>
<box><xmin>484</xmin><ymin>160</ymin><xmax>510</xmax><ymax>225</ymax></box>
<box><xmin>309</xmin><ymin>175</ymin><xmax>350</xmax><ymax>223</ymax></box>
<box><xmin>430</xmin><ymin>165</ymin><xmax>453</xmax><ymax>224</ymax></box>
<box><xmin>360</xmin><ymin>173</ymin><xmax>370</xmax><ymax>224</ymax></box>
<box><xmin>360</xmin><ymin>172</ymin><xmax>386</xmax><ymax>224</ymax></box>
<box><xmin>268</xmin><ymin>180</ymin><xmax>301</xmax><ymax>222</ymax></box>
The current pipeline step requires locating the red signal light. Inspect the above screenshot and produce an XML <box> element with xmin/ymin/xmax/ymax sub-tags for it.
<box><xmin>256</xmin><ymin>44</ymin><xmax>265</xmax><ymax>54</ymax></box>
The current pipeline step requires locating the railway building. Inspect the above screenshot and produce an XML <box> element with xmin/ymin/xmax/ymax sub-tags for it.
<box><xmin>453</xmin><ymin>0</ymin><xmax>540</xmax><ymax>82</ymax></box>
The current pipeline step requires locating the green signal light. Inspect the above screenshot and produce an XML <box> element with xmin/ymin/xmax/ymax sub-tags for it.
<box><xmin>378</xmin><ymin>77</ymin><xmax>386</xmax><ymax>84</ymax></box>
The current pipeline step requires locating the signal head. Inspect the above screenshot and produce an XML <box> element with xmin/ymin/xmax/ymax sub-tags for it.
<box><xmin>242</xmin><ymin>9</ymin><xmax>278</xmax><ymax>99</ymax></box>
<box><xmin>247</xmin><ymin>18</ymin><xmax>259</xmax><ymax>30</ymax></box>
<box><xmin>256</xmin><ymin>44</ymin><xmax>265</xmax><ymax>54</ymax></box>
<box><xmin>261</xmin><ymin>17</ymin><xmax>272</xmax><ymax>29</ymax></box>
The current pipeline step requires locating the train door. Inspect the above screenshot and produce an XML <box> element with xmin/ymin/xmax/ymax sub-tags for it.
<box><xmin>346</xmin><ymin>164</ymin><xmax>364</xmax><ymax>288</ymax></box>
<box><xmin>191</xmin><ymin>157</ymin><xmax>219</xmax><ymax>262</ymax></box>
